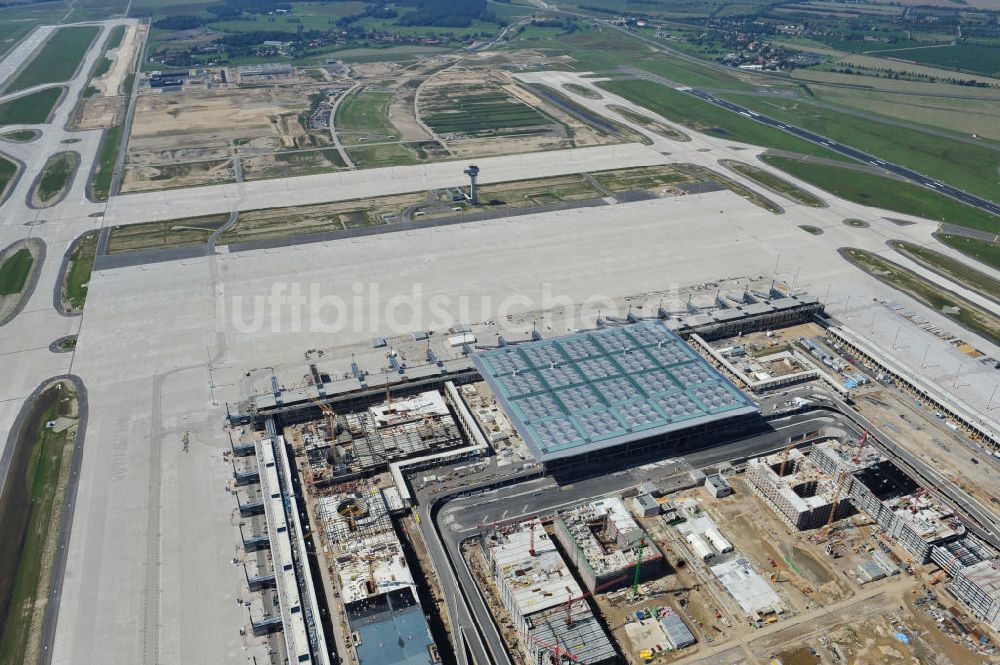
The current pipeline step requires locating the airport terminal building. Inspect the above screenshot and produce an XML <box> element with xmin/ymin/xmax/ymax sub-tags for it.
<box><xmin>472</xmin><ymin>321</ymin><xmax>759</xmax><ymax>472</ymax></box>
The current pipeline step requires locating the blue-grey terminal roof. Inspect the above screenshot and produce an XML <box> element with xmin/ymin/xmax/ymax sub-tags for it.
<box><xmin>352</xmin><ymin>595</ymin><xmax>436</xmax><ymax>665</ymax></box>
<box><xmin>472</xmin><ymin>321</ymin><xmax>757</xmax><ymax>462</ymax></box>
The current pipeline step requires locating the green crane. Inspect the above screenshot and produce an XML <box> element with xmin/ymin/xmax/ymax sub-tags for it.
<box><xmin>632</xmin><ymin>538</ymin><xmax>646</xmax><ymax>598</ymax></box>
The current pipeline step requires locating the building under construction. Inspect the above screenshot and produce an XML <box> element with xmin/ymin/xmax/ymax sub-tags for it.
<box><xmin>482</xmin><ymin>518</ymin><xmax>619</xmax><ymax>665</ymax></box>
<box><xmin>810</xmin><ymin>440</ymin><xmax>964</xmax><ymax>562</ymax></box>
<box><xmin>314</xmin><ymin>481</ymin><xmax>440</xmax><ymax>665</ymax></box>
<box><xmin>949</xmin><ymin>560</ymin><xmax>1000</xmax><ymax>631</ymax></box>
<box><xmin>745</xmin><ymin>446</ymin><xmax>855</xmax><ymax>531</ymax></box>
<box><xmin>300</xmin><ymin>390</ymin><xmax>464</xmax><ymax>482</ymax></box>
<box><xmin>552</xmin><ymin>497</ymin><xmax>663</xmax><ymax>593</ymax></box>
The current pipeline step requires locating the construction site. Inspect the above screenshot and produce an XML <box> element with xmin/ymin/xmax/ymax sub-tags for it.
<box><xmin>552</xmin><ymin>497</ymin><xmax>663</xmax><ymax>593</ymax></box>
<box><xmin>474</xmin><ymin>517</ymin><xmax>620</xmax><ymax>665</ymax></box>
<box><xmin>224</xmin><ymin>284</ymin><xmax>1000</xmax><ymax>665</ymax></box>
<box><xmin>295</xmin><ymin>388</ymin><xmax>466</xmax><ymax>483</ymax></box>
<box><xmin>311</xmin><ymin>479</ymin><xmax>441</xmax><ymax>665</ymax></box>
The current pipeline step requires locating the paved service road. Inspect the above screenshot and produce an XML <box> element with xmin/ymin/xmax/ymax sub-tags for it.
<box><xmin>683</xmin><ymin>89</ymin><xmax>1000</xmax><ymax>217</ymax></box>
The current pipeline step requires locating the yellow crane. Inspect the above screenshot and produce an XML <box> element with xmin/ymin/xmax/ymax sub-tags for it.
<box><xmin>307</xmin><ymin>395</ymin><xmax>338</xmax><ymax>468</ymax></box>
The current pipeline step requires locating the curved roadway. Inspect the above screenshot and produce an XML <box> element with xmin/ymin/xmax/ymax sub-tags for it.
<box><xmin>420</xmin><ymin>402</ymin><xmax>999</xmax><ymax>665</ymax></box>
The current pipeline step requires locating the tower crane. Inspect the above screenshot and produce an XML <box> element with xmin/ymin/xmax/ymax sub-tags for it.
<box><xmin>522</xmin><ymin>632</ymin><xmax>578</xmax><ymax>664</ymax></box>
<box><xmin>852</xmin><ymin>422</ymin><xmax>873</xmax><ymax>464</ymax></box>
<box><xmin>307</xmin><ymin>395</ymin><xmax>338</xmax><ymax>468</ymax></box>
<box><xmin>823</xmin><ymin>470</ymin><xmax>848</xmax><ymax>536</ymax></box>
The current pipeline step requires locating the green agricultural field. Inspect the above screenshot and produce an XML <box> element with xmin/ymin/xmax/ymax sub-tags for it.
<box><xmin>63</xmin><ymin>233</ymin><xmax>99</xmax><ymax>312</ymax></box>
<box><xmin>35</xmin><ymin>153</ymin><xmax>75</xmax><ymax>204</ymax></box>
<box><xmin>810</xmin><ymin>87</ymin><xmax>1000</xmax><ymax>143</ymax></box>
<box><xmin>0</xmin><ymin>381</ymin><xmax>78</xmax><ymax>665</ymax></box>
<box><xmin>762</xmin><ymin>156</ymin><xmax>1000</xmax><ymax>233</ymax></box>
<box><xmin>0</xmin><ymin>88</ymin><xmax>61</xmax><ymax>124</ymax></box>
<box><xmin>597</xmin><ymin>80</ymin><xmax>845</xmax><ymax>160</ymax></box>
<box><xmin>0</xmin><ymin>247</ymin><xmax>32</xmax><ymax>295</ymax></box>
<box><xmin>891</xmin><ymin>240</ymin><xmax>1000</xmax><ymax>304</ymax></box>
<box><xmin>5</xmin><ymin>26</ymin><xmax>100</xmax><ymax>93</ymax></box>
<box><xmin>537</xmin><ymin>28</ymin><xmax>753</xmax><ymax>91</ymax></box>
<box><xmin>0</xmin><ymin>155</ymin><xmax>17</xmax><ymax>201</ymax></box>
<box><xmin>937</xmin><ymin>234</ymin><xmax>1000</xmax><ymax>272</ymax></box>
<box><xmin>842</xmin><ymin>247</ymin><xmax>1000</xmax><ymax>346</ymax></box>
<box><xmin>90</xmin><ymin>124</ymin><xmax>122</xmax><ymax>201</ymax></box>
<box><xmin>423</xmin><ymin>90</ymin><xmax>550</xmax><ymax>135</ymax></box>
<box><xmin>721</xmin><ymin>160</ymin><xmax>824</xmax><ymax>207</ymax></box>
<box><xmin>873</xmin><ymin>44</ymin><xmax>1000</xmax><ymax>79</ymax></box>
<box><xmin>720</xmin><ymin>93</ymin><xmax>1000</xmax><ymax>203</ymax></box>
<box><xmin>346</xmin><ymin>143</ymin><xmax>418</xmax><ymax>168</ymax></box>
<box><xmin>335</xmin><ymin>90</ymin><xmax>399</xmax><ymax>145</ymax></box>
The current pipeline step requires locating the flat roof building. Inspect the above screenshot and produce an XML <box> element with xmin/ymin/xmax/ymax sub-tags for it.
<box><xmin>746</xmin><ymin>447</ymin><xmax>854</xmax><ymax>530</ymax></box>
<box><xmin>949</xmin><ymin>560</ymin><xmax>1000</xmax><ymax>632</ymax></box>
<box><xmin>483</xmin><ymin>519</ymin><xmax>617</xmax><ymax>665</ymax></box>
<box><xmin>553</xmin><ymin>497</ymin><xmax>663</xmax><ymax>592</ymax></box>
<box><xmin>811</xmin><ymin>441</ymin><xmax>964</xmax><ymax>562</ymax></box>
<box><xmin>472</xmin><ymin>321</ymin><xmax>758</xmax><ymax>471</ymax></box>
<box><xmin>315</xmin><ymin>481</ymin><xmax>440</xmax><ymax>665</ymax></box>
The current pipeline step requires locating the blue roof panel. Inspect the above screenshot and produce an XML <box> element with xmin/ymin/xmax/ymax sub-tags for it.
<box><xmin>472</xmin><ymin>321</ymin><xmax>757</xmax><ymax>461</ymax></box>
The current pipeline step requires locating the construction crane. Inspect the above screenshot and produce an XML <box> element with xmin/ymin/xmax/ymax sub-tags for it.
<box><xmin>778</xmin><ymin>441</ymin><xmax>797</xmax><ymax>477</ymax></box>
<box><xmin>307</xmin><ymin>395</ymin><xmax>338</xmax><ymax>469</ymax></box>
<box><xmin>632</xmin><ymin>538</ymin><xmax>647</xmax><ymax>598</ymax></box>
<box><xmin>563</xmin><ymin>574</ymin><xmax>629</xmax><ymax>626</ymax></box>
<box><xmin>529</xmin><ymin>521</ymin><xmax>537</xmax><ymax>557</ymax></box>
<box><xmin>523</xmin><ymin>630</ymin><xmax>579</xmax><ymax>664</ymax></box>
<box><xmin>823</xmin><ymin>471</ymin><xmax>848</xmax><ymax>535</ymax></box>
<box><xmin>852</xmin><ymin>423</ymin><xmax>872</xmax><ymax>464</ymax></box>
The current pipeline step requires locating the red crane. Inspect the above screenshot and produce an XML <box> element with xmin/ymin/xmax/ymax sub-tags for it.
<box><xmin>852</xmin><ymin>423</ymin><xmax>873</xmax><ymax>464</ymax></box>
<box><xmin>523</xmin><ymin>631</ymin><xmax>579</xmax><ymax>663</ymax></box>
<box><xmin>563</xmin><ymin>574</ymin><xmax>630</xmax><ymax>625</ymax></box>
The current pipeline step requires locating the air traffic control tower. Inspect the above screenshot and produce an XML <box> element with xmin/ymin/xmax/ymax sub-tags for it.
<box><xmin>464</xmin><ymin>164</ymin><xmax>479</xmax><ymax>205</ymax></box>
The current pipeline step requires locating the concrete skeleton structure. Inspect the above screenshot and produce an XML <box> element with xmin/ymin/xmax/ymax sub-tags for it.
<box><xmin>745</xmin><ymin>446</ymin><xmax>855</xmax><ymax>530</ymax></box>
<box><xmin>482</xmin><ymin>518</ymin><xmax>617</xmax><ymax>665</ymax></box>
<box><xmin>340</xmin><ymin>390</ymin><xmax>464</xmax><ymax>472</ymax></box>
<box><xmin>314</xmin><ymin>481</ymin><xmax>440</xmax><ymax>665</ymax></box>
<box><xmin>810</xmin><ymin>440</ymin><xmax>964</xmax><ymax>562</ymax></box>
<box><xmin>949</xmin><ymin>560</ymin><xmax>1000</xmax><ymax>632</ymax></box>
<box><xmin>552</xmin><ymin>496</ymin><xmax>663</xmax><ymax>592</ymax></box>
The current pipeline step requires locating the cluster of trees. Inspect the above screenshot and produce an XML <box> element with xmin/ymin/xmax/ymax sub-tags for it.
<box><xmin>335</xmin><ymin>5</ymin><xmax>399</xmax><ymax>28</ymax></box>
<box><xmin>395</xmin><ymin>0</ymin><xmax>494</xmax><ymax>27</ymax></box>
<box><xmin>829</xmin><ymin>64</ymin><xmax>996</xmax><ymax>88</ymax></box>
